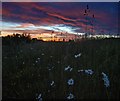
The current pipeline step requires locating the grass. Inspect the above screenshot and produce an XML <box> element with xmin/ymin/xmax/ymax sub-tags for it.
<box><xmin>2</xmin><ymin>38</ymin><xmax>120</xmax><ymax>100</ymax></box>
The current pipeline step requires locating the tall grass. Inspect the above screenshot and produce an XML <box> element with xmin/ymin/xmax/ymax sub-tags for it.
<box><xmin>2</xmin><ymin>38</ymin><xmax>120</xmax><ymax>100</ymax></box>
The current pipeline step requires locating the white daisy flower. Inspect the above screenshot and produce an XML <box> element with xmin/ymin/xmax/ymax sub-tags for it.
<box><xmin>64</xmin><ymin>66</ymin><xmax>73</xmax><ymax>72</ymax></box>
<box><xmin>74</xmin><ymin>53</ymin><xmax>82</xmax><ymax>58</ymax></box>
<box><xmin>101</xmin><ymin>72</ymin><xmax>110</xmax><ymax>87</ymax></box>
<box><xmin>36</xmin><ymin>94</ymin><xmax>42</xmax><ymax>101</ymax></box>
<box><xmin>84</xmin><ymin>69</ymin><xmax>94</xmax><ymax>75</ymax></box>
<box><xmin>67</xmin><ymin>78</ymin><xmax>74</xmax><ymax>86</ymax></box>
<box><xmin>50</xmin><ymin>81</ymin><xmax>55</xmax><ymax>86</ymax></box>
<box><xmin>67</xmin><ymin>93</ymin><xmax>74</xmax><ymax>99</ymax></box>
<box><xmin>37</xmin><ymin>58</ymin><xmax>40</xmax><ymax>60</ymax></box>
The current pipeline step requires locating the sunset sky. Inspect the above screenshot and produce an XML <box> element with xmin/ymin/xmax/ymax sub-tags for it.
<box><xmin>1</xmin><ymin>2</ymin><xmax>119</xmax><ymax>40</ymax></box>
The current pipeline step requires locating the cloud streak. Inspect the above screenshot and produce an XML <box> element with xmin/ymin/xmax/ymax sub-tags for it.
<box><xmin>2</xmin><ymin>2</ymin><xmax>118</xmax><ymax>36</ymax></box>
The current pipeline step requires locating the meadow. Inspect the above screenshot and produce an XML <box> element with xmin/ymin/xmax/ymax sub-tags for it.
<box><xmin>2</xmin><ymin>36</ymin><xmax>120</xmax><ymax>100</ymax></box>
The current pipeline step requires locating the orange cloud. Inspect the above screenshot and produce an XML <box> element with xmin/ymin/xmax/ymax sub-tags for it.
<box><xmin>15</xmin><ymin>23</ymin><xmax>35</xmax><ymax>28</ymax></box>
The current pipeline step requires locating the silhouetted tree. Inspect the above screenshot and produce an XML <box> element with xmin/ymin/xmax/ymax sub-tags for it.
<box><xmin>2</xmin><ymin>33</ymin><xmax>32</xmax><ymax>45</ymax></box>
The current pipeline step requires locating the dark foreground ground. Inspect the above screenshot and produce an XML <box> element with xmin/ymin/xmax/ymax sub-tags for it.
<box><xmin>2</xmin><ymin>38</ymin><xmax>120</xmax><ymax>100</ymax></box>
